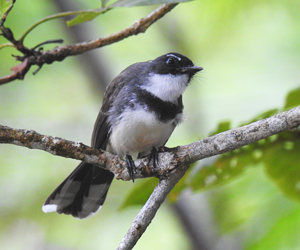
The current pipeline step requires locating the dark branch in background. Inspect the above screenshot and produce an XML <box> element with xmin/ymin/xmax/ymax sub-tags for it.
<box><xmin>0</xmin><ymin>3</ymin><xmax>178</xmax><ymax>85</ymax></box>
<box><xmin>1</xmin><ymin>106</ymin><xmax>300</xmax><ymax>249</ymax></box>
<box><xmin>172</xmin><ymin>201</ymin><xmax>211</xmax><ymax>250</ymax></box>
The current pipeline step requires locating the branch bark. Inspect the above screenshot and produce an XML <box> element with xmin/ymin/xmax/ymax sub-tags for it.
<box><xmin>0</xmin><ymin>3</ymin><xmax>178</xmax><ymax>85</ymax></box>
<box><xmin>1</xmin><ymin>106</ymin><xmax>300</xmax><ymax>249</ymax></box>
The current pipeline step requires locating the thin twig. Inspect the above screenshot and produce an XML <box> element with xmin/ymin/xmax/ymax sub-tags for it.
<box><xmin>32</xmin><ymin>39</ymin><xmax>64</xmax><ymax>50</ymax></box>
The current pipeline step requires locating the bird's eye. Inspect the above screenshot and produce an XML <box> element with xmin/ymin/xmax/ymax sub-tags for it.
<box><xmin>166</xmin><ymin>57</ymin><xmax>176</xmax><ymax>65</ymax></box>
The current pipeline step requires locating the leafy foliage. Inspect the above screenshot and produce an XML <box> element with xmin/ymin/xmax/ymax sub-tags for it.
<box><xmin>190</xmin><ymin>142</ymin><xmax>262</xmax><ymax>191</ymax></box>
<box><xmin>190</xmin><ymin>130</ymin><xmax>300</xmax><ymax>201</ymax></box>
<box><xmin>284</xmin><ymin>87</ymin><xmax>300</xmax><ymax>111</ymax></box>
<box><xmin>209</xmin><ymin>120</ymin><xmax>231</xmax><ymax>136</ymax></box>
<box><xmin>189</xmin><ymin>87</ymin><xmax>300</xmax><ymax>203</ymax></box>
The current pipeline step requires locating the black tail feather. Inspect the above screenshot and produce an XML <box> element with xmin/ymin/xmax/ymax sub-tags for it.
<box><xmin>43</xmin><ymin>162</ymin><xmax>114</xmax><ymax>219</ymax></box>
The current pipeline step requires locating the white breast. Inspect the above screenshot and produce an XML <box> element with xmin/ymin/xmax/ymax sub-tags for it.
<box><xmin>108</xmin><ymin>108</ymin><xmax>182</xmax><ymax>157</ymax></box>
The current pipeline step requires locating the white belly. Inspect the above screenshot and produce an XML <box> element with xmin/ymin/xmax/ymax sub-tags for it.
<box><xmin>108</xmin><ymin>108</ymin><xmax>182</xmax><ymax>157</ymax></box>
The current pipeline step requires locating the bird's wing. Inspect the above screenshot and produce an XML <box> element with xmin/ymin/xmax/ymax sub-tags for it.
<box><xmin>91</xmin><ymin>73</ymin><xmax>130</xmax><ymax>149</ymax></box>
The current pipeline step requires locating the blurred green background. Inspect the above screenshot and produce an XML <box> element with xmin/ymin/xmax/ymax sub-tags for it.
<box><xmin>1</xmin><ymin>0</ymin><xmax>300</xmax><ymax>249</ymax></box>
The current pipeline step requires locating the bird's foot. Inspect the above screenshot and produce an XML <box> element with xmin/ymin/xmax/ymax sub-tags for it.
<box><xmin>125</xmin><ymin>154</ymin><xmax>136</xmax><ymax>182</ymax></box>
<box><xmin>148</xmin><ymin>147</ymin><xmax>159</xmax><ymax>168</ymax></box>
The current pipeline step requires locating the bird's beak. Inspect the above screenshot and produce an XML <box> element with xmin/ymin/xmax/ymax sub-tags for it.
<box><xmin>181</xmin><ymin>66</ymin><xmax>203</xmax><ymax>74</ymax></box>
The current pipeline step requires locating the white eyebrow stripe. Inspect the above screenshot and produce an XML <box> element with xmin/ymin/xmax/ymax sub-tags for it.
<box><xmin>167</xmin><ymin>54</ymin><xmax>181</xmax><ymax>61</ymax></box>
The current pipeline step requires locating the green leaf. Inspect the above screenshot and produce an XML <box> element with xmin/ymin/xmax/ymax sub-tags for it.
<box><xmin>190</xmin><ymin>129</ymin><xmax>300</xmax><ymax>204</ymax></box>
<box><xmin>190</xmin><ymin>129</ymin><xmax>300</xmax><ymax>192</ymax></box>
<box><xmin>284</xmin><ymin>87</ymin><xmax>300</xmax><ymax>111</ymax></box>
<box><xmin>0</xmin><ymin>0</ymin><xmax>14</xmax><ymax>20</ymax></box>
<box><xmin>246</xmin><ymin>108</ymin><xmax>279</xmax><ymax>125</ymax></box>
<box><xmin>66</xmin><ymin>9</ymin><xmax>108</xmax><ymax>27</ymax></box>
<box><xmin>119</xmin><ymin>178</ymin><xmax>159</xmax><ymax>210</ymax></box>
<box><xmin>209</xmin><ymin>120</ymin><xmax>231</xmax><ymax>136</ymax></box>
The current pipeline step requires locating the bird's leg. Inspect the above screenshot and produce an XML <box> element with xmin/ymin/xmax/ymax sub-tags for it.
<box><xmin>148</xmin><ymin>147</ymin><xmax>159</xmax><ymax>168</ymax></box>
<box><xmin>125</xmin><ymin>154</ymin><xmax>136</xmax><ymax>182</ymax></box>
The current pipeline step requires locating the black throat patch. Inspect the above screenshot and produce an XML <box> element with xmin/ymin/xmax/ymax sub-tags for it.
<box><xmin>136</xmin><ymin>88</ymin><xmax>183</xmax><ymax>122</ymax></box>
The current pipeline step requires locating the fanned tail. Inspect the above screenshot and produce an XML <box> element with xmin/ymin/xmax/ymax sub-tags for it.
<box><xmin>42</xmin><ymin>162</ymin><xmax>114</xmax><ymax>219</ymax></box>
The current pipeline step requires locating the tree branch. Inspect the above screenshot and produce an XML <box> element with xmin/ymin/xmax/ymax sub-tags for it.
<box><xmin>2</xmin><ymin>107</ymin><xmax>298</xmax><ymax>172</ymax></box>
<box><xmin>1</xmin><ymin>106</ymin><xmax>300</xmax><ymax>249</ymax></box>
<box><xmin>0</xmin><ymin>3</ymin><xmax>178</xmax><ymax>85</ymax></box>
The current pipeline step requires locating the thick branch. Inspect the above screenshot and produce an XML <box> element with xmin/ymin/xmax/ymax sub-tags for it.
<box><xmin>0</xmin><ymin>3</ymin><xmax>178</xmax><ymax>85</ymax></box>
<box><xmin>0</xmin><ymin>125</ymin><xmax>138</xmax><ymax>180</ymax></box>
<box><xmin>1</xmin><ymin>106</ymin><xmax>300</xmax><ymax>179</ymax></box>
<box><xmin>0</xmin><ymin>124</ymin><xmax>177</xmax><ymax>180</ymax></box>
